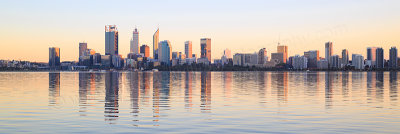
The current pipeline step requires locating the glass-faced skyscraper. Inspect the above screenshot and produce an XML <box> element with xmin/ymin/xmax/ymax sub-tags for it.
<box><xmin>185</xmin><ymin>41</ymin><xmax>192</xmax><ymax>58</ymax></box>
<box><xmin>367</xmin><ymin>47</ymin><xmax>377</xmax><ymax>67</ymax></box>
<box><xmin>200</xmin><ymin>38</ymin><xmax>211</xmax><ymax>61</ymax></box>
<box><xmin>153</xmin><ymin>28</ymin><xmax>159</xmax><ymax>59</ymax></box>
<box><xmin>158</xmin><ymin>40</ymin><xmax>172</xmax><ymax>65</ymax></box>
<box><xmin>376</xmin><ymin>47</ymin><xmax>384</xmax><ymax>69</ymax></box>
<box><xmin>277</xmin><ymin>44</ymin><xmax>288</xmax><ymax>63</ymax></box>
<box><xmin>105</xmin><ymin>25</ymin><xmax>118</xmax><ymax>55</ymax></box>
<box><xmin>389</xmin><ymin>47</ymin><xmax>398</xmax><ymax>68</ymax></box>
<box><xmin>79</xmin><ymin>42</ymin><xmax>87</xmax><ymax>57</ymax></box>
<box><xmin>130</xmin><ymin>28</ymin><xmax>139</xmax><ymax>54</ymax></box>
<box><xmin>325</xmin><ymin>42</ymin><xmax>333</xmax><ymax>64</ymax></box>
<box><xmin>49</xmin><ymin>47</ymin><xmax>60</xmax><ymax>68</ymax></box>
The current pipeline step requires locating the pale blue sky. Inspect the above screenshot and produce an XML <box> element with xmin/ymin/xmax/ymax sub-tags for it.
<box><xmin>0</xmin><ymin>0</ymin><xmax>399</xmax><ymax>61</ymax></box>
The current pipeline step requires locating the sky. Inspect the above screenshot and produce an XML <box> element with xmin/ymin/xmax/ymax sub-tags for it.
<box><xmin>0</xmin><ymin>0</ymin><xmax>399</xmax><ymax>62</ymax></box>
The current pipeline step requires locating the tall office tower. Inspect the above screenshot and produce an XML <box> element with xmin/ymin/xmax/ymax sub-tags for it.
<box><xmin>79</xmin><ymin>42</ymin><xmax>87</xmax><ymax>57</ymax></box>
<box><xmin>389</xmin><ymin>47</ymin><xmax>398</xmax><ymax>68</ymax></box>
<box><xmin>105</xmin><ymin>25</ymin><xmax>118</xmax><ymax>55</ymax></box>
<box><xmin>367</xmin><ymin>47</ymin><xmax>377</xmax><ymax>67</ymax></box>
<box><xmin>258</xmin><ymin>48</ymin><xmax>268</xmax><ymax>64</ymax></box>
<box><xmin>352</xmin><ymin>54</ymin><xmax>364</xmax><ymax>70</ymax></box>
<box><xmin>185</xmin><ymin>41</ymin><xmax>192</xmax><ymax>58</ymax></box>
<box><xmin>341</xmin><ymin>49</ymin><xmax>349</xmax><ymax>67</ymax></box>
<box><xmin>325</xmin><ymin>42</ymin><xmax>333</xmax><ymax>65</ymax></box>
<box><xmin>376</xmin><ymin>47</ymin><xmax>384</xmax><ymax>68</ymax></box>
<box><xmin>130</xmin><ymin>28</ymin><xmax>139</xmax><ymax>54</ymax></box>
<box><xmin>329</xmin><ymin>55</ymin><xmax>340</xmax><ymax>69</ymax></box>
<box><xmin>158</xmin><ymin>40</ymin><xmax>172</xmax><ymax>64</ymax></box>
<box><xmin>140</xmin><ymin>44</ymin><xmax>150</xmax><ymax>58</ymax></box>
<box><xmin>49</xmin><ymin>47</ymin><xmax>61</xmax><ymax>68</ymax></box>
<box><xmin>277</xmin><ymin>44</ymin><xmax>288</xmax><ymax>63</ymax></box>
<box><xmin>153</xmin><ymin>28</ymin><xmax>159</xmax><ymax>59</ymax></box>
<box><xmin>200</xmin><ymin>38</ymin><xmax>211</xmax><ymax>61</ymax></box>
<box><xmin>304</xmin><ymin>50</ymin><xmax>319</xmax><ymax>69</ymax></box>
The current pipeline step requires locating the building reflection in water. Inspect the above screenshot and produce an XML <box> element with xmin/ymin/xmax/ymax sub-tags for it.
<box><xmin>325</xmin><ymin>72</ymin><xmax>333</xmax><ymax>109</ymax></box>
<box><xmin>272</xmin><ymin>72</ymin><xmax>288</xmax><ymax>102</ymax></box>
<box><xmin>375</xmin><ymin>72</ymin><xmax>384</xmax><ymax>101</ymax></box>
<box><xmin>127</xmin><ymin>72</ymin><xmax>140</xmax><ymax>124</ymax></box>
<box><xmin>389</xmin><ymin>71</ymin><xmax>398</xmax><ymax>103</ymax></box>
<box><xmin>104</xmin><ymin>72</ymin><xmax>120</xmax><ymax>123</ymax></box>
<box><xmin>78</xmin><ymin>72</ymin><xmax>95</xmax><ymax>116</ymax></box>
<box><xmin>200</xmin><ymin>72</ymin><xmax>211</xmax><ymax>113</ymax></box>
<box><xmin>184</xmin><ymin>72</ymin><xmax>193</xmax><ymax>110</ymax></box>
<box><xmin>342</xmin><ymin>72</ymin><xmax>350</xmax><ymax>98</ymax></box>
<box><xmin>152</xmin><ymin>72</ymin><xmax>161</xmax><ymax>123</ymax></box>
<box><xmin>141</xmin><ymin>72</ymin><xmax>151</xmax><ymax>104</ymax></box>
<box><xmin>305</xmin><ymin>72</ymin><xmax>319</xmax><ymax>97</ymax></box>
<box><xmin>49</xmin><ymin>72</ymin><xmax>60</xmax><ymax>106</ymax></box>
<box><xmin>367</xmin><ymin>72</ymin><xmax>376</xmax><ymax>100</ymax></box>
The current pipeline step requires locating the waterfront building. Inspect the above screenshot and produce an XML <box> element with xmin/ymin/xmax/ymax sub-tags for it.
<box><xmin>130</xmin><ymin>28</ymin><xmax>139</xmax><ymax>54</ymax></box>
<box><xmin>341</xmin><ymin>49</ymin><xmax>349</xmax><ymax>68</ymax></box>
<box><xmin>201</xmin><ymin>38</ymin><xmax>212</xmax><ymax>62</ymax></box>
<box><xmin>79</xmin><ymin>42</ymin><xmax>87</xmax><ymax>57</ymax></box>
<box><xmin>389</xmin><ymin>47</ymin><xmax>398</xmax><ymax>68</ymax></box>
<box><xmin>352</xmin><ymin>54</ymin><xmax>364</xmax><ymax>70</ymax></box>
<box><xmin>304</xmin><ymin>50</ymin><xmax>319</xmax><ymax>69</ymax></box>
<box><xmin>185</xmin><ymin>41</ymin><xmax>192</xmax><ymax>58</ymax></box>
<box><xmin>317</xmin><ymin>59</ymin><xmax>329</xmax><ymax>69</ymax></box>
<box><xmin>292</xmin><ymin>55</ymin><xmax>307</xmax><ymax>70</ymax></box>
<box><xmin>153</xmin><ymin>28</ymin><xmax>159</xmax><ymax>59</ymax></box>
<box><xmin>105</xmin><ymin>25</ymin><xmax>118</xmax><ymax>55</ymax></box>
<box><xmin>367</xmin><ymin>47</ymin><xmax>377</xmax><ymax>67</ymax></box>
<box><xmin>376</xmin><ymin>47</ymin><xmax>384</xmax><ymax>69</ymax></box>
<box><xmin>329</xmin><ymin>55</ymin><xmax>340</xmax><ymax>69</ymax></box>
<box><xmin>277</xmin><ymin>44</ymin><xmax>288</xmax><ymax>63</ymax></box>
<box><xmin>232</xmin><ymin>53</ymin><xmax>257</xmax><ymax>66</ymax></box>
<box><xmin>271</xmin><ymin>53</ymin><xmax>284</xmax><ymax>64</ymax></box>
<box><xmin>158</xmin><ymin>40</ymin><xmax>172</xmax><ymax>65</ymax></box>
<box><xmin>325</xmin><ymin>42</ymin><xmax>333</xmax><ymax>65</ymax></box>
<box><xmin>49</xmin><ymin>47</ymin><xmax>61</xmax><ymax>68</ymax></box>
<box><xmin>258</xmin><ymin>48</ymin><xmax>268</xmax><ymax>65</ymax></box>
<box><xmin>140</xmin><ymin>44</ymin><xmax>150</xmax><ymax>58</ymax></box>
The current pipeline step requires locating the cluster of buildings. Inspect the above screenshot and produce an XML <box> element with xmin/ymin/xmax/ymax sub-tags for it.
<box><xmin>45</xmin><ymin>24</ymin><xmax>400</xmax><ymax>71</ymax></box>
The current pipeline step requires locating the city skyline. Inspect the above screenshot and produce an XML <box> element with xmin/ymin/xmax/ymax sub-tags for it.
<box><xmin>1</xmin><ymin>0</ymin><xmax>400</xmax><ymax>62</ymax></box>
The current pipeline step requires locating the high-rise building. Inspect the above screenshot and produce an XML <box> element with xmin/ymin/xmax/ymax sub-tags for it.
<box><xmin>105</xmin><ymin>25</ymin><xmax>118</xmax><ymax>55</ymax></box>
<box><xmin>223</xmin><ymin>49</ymin><xmax>232</xmax><ymax>59</ymax></box>
<box><xmin>389</xmin><ymin>47</ymin><xmax>398</xmax><ymax>68</ymax></box>
<box><xmin>130</xmin><ymin>28</ymin><xmax>139</xmax><ymax>54</ymax></box>
<box><xmin>329</xmin><ymin>55</ymin><xmax>340</xmax><ymax>69</ymax></box>
<box><xmin>341</xmin><ymin>49</ymin><xmax>349</xmax><ymax>67</ymax></box>
<box><xmin>367</xmin><ymin>47</ymin><xmax>377</xmax><ymax>67</ymax></box>
<box><xmin>277</xmin><ymin>44</ymin><xmax>288</xmax><ymax>63</ymax></box>
<box><xmin>185</xmin><ymin>41</ymin><xmax>192</xmax><ymax>58</ymax></box>
<box><xmin>200</xmin><ymin>38</ymin><xmax>211</xmax><ymax>62</ymax></box>
<box><xmin>79</xmin><ymin>42</ymin><xmax>87</xmax><ymax>57</ymax></box>
<box><xmin>376</xmin><ymin>47</ymin><xmax>384</xmax><ymax>69</ymax></box>
<box><xmin>140</xmin><ymin>44</ymin><xmax>150</xmax><ymax>58</ymax></box>
<box><xmin>304</xmin><ymin>50</ymin><xmax>319</xmax><ymax>69</ymax></box>
<box><xmin>325</xmin><ymin>42</ymin><xmax>333</xmax><ymax>65</ymax></box>
<box><xmin>49</xmin><ymin>47</ymin><xmax>60</xmax><ymax>68</ymax></box>
<box><xmin>292</xmin><ymin>55</ymin><xmax>308</xmax><ymax>70</ymax></box>
<box><xmin>271</xmin><ymin>53</ymin><xmax>284</xmax><ymax>64</ymax></box>
<box><xmin>158</xmin><ymin>40</ymin><xmax>172</xmax><ymax>64</ymax></box>
<box><xmin>258</xmin><ymin>48</ymin><xmax>268</xmax><ymax>64</ymax></box>
<box><xmin>352</xmin><ymin>54</ymin><xmax>364</xmax><ymax>70</ymax></box>
<box><xmin>153</xmin><ymin>28</ymin><xmax>159</xmax><ymax>59</ymax></box>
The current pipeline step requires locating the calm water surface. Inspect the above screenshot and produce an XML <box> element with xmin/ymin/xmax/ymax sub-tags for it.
<box><xmin>0</xmin><ymin>71</ymin><xmax>399</xmax><ymax>133</ymax></box>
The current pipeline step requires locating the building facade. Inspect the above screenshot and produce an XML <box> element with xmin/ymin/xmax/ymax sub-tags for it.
<box><xmin>153</xmin><ymin>28</ymin><xmax>159</xmax><ymax>59</ymax></box>
<box><xmin>304</xmin><ymin>50</ymin><xmax>319</xmax><ymax>69</ymax></box>
<box><xmin>325</xmin><ymin>42</ymin><xmax>333</xmax><ymax>65</ymax></box>
<box><xmin>258</xmin><ymin>48</ymin><xmax>268</xmax><ymax>64</ymax></box>
<box><xmin>376</xmin><ymin>47</ymin><xmax>384</xmax><ymax>69</ymax></box>
<box><xmin>185</xmin><ymin>41</ymin><xmax>192</xmax><ymax>58</ymax></box>
<box><xmin>200</xmin><ymin>38</ymin><xmax>211</xmax><ymax>62</ymax></box>
<box><xmin>158</xmin><ymin>40</ymin><xmax>172</xmax><ymax>65</ymax></box>
<box><xmin>140</xmin><ymin>44</ymin><xmax>150</xmax><ymax>58</ymax></box>
<box><xmin>367</xmin><ymin>47</ymin><xmax>377</xmax><ymax>67</ymax></box>
<box><xmin>79</xmin><ymin>42</ymin><xmax>87</xmax><ymax>57</ymax></box>
<box><xmin>389</xmin><ymin>47</ymin><xmax>398</xmax><ymax>68</ymax></box>
<box><xmin>49</xmin><ymin>47</ymin><xmax>61</xmax><ymax>68</ymax></box>
<box><xmin>130</xmin><ymin>28</ymin><xmax>139</xmax><ymax>54</ymax></box>
<box><xmin>341</xmin><ymin>49</ymin><xmax>349</xmax><ymax>67</ymax></box>
<box><xmin>277</xmin><ymin>45</ymin><xmax>288</xmax><ymax>63</ymax></box>
<box><xmin>105</xmin><ymin>25</ymin><xmax>118</xmax><ymax>55</ymax></box>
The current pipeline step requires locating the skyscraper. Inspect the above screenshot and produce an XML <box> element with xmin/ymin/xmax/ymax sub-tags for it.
<box><xmin>140</xmin><ymin>44</ymin><xmax>150</xmax><ymax>58</ymax></box>
<box><xmin>325</xmin><ymin>42</ymin><xmax>333</xmax><ymax>65</ymax></box>
<box><xmin>158</xmin><ymin>40</ymin><xmax>172</xmax><ymax>64</ymax></box>
<box><xmin>49</xmin><ymin>47</ymin><xmax>60</xmax><ymax>68</ymax></box>
<box><xmin>352</xmin><ymin>54</ymin><xmax>364</xmax><ymax>70</ymax></box>
<box><xmin>200</xmin><ymin>38</ymin><xmax>211</xmax><ymax>61</ymax></box>
<box><xmin>105</xmin><ymin>25</ymin><xmax>118</xmax><ymax>55</ymax></box>
<box><xmin>130</xmin><ymin>28</ymin><xmax>139</xmax><ymax>54</ymax></box>
<box><xmin>376</xmin><ymin>47</ymin><xmax>384</xmax><ymax>69</ymax></box>
<box><xmin>258</xmin><ymin>48</ymin><xmax>267</xmax><ymax>64</ymax></box>
<box><xmin>341</xmin><ymin>49</ymin><xmax>349</xmax><ymax>67</ymax></box>
<box><xmin>79</xmin><ymin>42</ymin><xmax>87</xmax><ymax>57</ymax></box>
<box><xmin>153</xmin><ymin>28</ymin><xmax>159</xmax><ymax>59</ymax></box>
<box><xmin>389</xmin><ymin>47</ymin><xmax>398</xmax><ymax>68</ymax></box>
<box><xmin>304</xmin><ymin>50</ymin><xmax>319</xmax><ymax>69</ymax></box>
<box><xmin>185</xmin><ymin>41</ymin><xmax>192</xmax><ymax>58</ymax></box>
<box><xmin>277</xmin><ymin>44</ymin><xmax>288</xmax><ymax>63</ymax></box>
<box><xmin>367</xmin><ymin>47</ymin><xmax>377</xmax><ymax>67</ymax></box>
